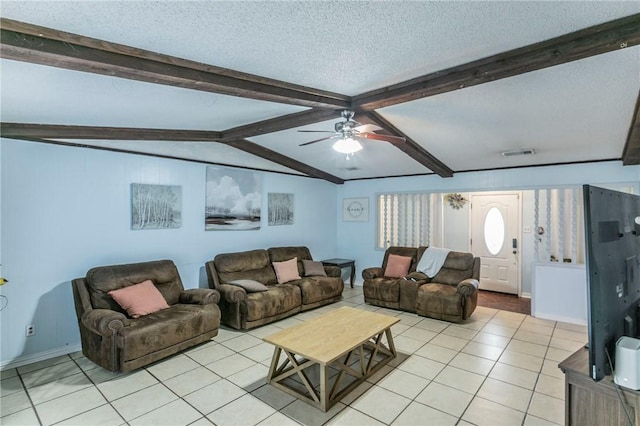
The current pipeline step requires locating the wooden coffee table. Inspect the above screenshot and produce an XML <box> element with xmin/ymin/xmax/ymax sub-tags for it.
<box><xmin>263</xmin><ymin>306</ymin><xmax>399</xmax><ymax>411</ymax></box>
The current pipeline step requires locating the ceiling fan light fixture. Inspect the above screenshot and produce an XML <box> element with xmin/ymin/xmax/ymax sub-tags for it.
<box><xmin>332</xmin><ymin>137</ymin><xmax>363</xmax><ymax>154</ymax></box>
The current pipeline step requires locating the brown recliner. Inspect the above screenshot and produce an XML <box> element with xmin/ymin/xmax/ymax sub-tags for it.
<box><xmin>72</xmin><ymin>260</ymin><xmax>221</xmax><ymax>372</ymax></box>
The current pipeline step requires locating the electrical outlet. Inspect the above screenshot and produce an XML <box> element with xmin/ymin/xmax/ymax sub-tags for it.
<box><xmin>26</xmin><ymin>325</ymin><xmax>35</xmax><ymax>337</ymax></box>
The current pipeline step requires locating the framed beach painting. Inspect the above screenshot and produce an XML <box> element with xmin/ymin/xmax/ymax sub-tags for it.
<box><xmin>205</xmin><ymin>167</ymin><xmax>262</xmax><ymax>230</ymax></box>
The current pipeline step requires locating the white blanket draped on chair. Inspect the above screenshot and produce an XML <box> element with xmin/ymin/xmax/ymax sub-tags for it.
<box><xmin>416</xmin><ymin>247</ymin><xmax>451</xmax><ymax>278</ymax></box>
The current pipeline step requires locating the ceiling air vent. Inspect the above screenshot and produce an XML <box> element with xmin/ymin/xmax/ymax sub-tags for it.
<box><xmin>501</xmin><ymin>148</ymin><xmax>536</xmax><ymax>157</ymax></box>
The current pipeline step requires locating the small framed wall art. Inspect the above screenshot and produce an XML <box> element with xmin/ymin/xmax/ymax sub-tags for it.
<box><xmin>343</xmin><ymin>197</ymin><xmax>369</xmax><ymax>222</ymax></box>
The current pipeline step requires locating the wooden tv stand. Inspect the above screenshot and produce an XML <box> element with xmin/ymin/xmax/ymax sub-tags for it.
<box><xmin>559</xmin><ymin>347</ymin><xmax>640</xmax><ymax>425</ymax></box>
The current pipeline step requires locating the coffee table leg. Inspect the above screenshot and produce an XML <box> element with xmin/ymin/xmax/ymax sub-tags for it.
<box><xmin>267</xmin><ymin>347</ymin><xmax>282</xmax><ymax>382</ymax></box>
<box><xmin>320</xmin><ymin>363</ymin><xmax>329</xmax><ymax>412</ymax></box>
<box><xmin>349</xmin><ymin>262</ymin><xmax>355</xmax><ymax>288</ymax></box>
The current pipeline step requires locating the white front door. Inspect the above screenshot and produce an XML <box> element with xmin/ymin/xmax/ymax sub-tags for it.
<box><xmin>470</xmin><ymin>192</ymin><xmax>520</xmax><ymax>295</ymax></box>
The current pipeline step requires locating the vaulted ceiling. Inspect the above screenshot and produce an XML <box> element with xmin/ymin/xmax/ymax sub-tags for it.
<box><xmin>1</xmin><ymin>2</ymin><xmax>640</xmax><ymax>184</ymax></box>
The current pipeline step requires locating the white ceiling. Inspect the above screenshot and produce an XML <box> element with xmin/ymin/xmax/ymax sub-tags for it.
<box><xmin>1</xmin><ymin>1</ymin><xmax>639</xmax><ymax>181</ymax></box>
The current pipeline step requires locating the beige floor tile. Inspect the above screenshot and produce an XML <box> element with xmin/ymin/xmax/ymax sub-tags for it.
<box><xmin>84</xmin><ymin>367</ymin><xmax>127</xmax><ymax>385</ymax></box>
<box><xmin>146</xmin><ymin>354</ymin><xmax>200</xmax><ymax>381</ymax></box>
<box><xmin>390</xmin><ymin>322</ymin><xmax>411</xmax><ymax>336</ymax></box>
<box><xmin>21</xmin><ymin>360</ymin><xmax>82</xmax><ymax>388</ymax></box>
<box><xmin>519</xmin><ymin>322</ymin><xmax>555</xmax><ymax>337</ymax></box>
<box><xmin>442</xmin><ymin>325</ymin><xmax>478</xmax><ymax>340</ymax></box>
<box><xmin>392</xmin><ymin>335</ymin><xmax>427</xmax><ymax>353</ymax></box>
<box><xmin>449</xmin><ymin>352</ymin><xmax>495</xmax><ymax>376</ymax></box>
<box><xmin>477</xmin><ymin>377</ymin><xmax>533</xmax><ymax>412</ymax></box>
<box><xmin>456</xmin><ymin>318</ymin><xmax>488</xmax><ymax>331</ymax></box>
<box><xmin>129</xmin><ymin>398</ymin><xmax>204</xmax><ymax>426</ymax></box>
<box><xmin>339</xmin><ymin>380</ymin><xmax>373</xmax><ymax>406</ymax></box>
<box><xmin>489</xmin><ymin>362</ymin><xmax>539</xmax><ymax>390</ymax></box>
<box><xmin>377</xmin><ymin>367</ymin><xmax>430</xmax><ymax>399</ymax></box>
<box><xmin>472</xmin><ymin>331</ymin><xmax>511</xmax><ymax>349</ymax></box>
<box><xmin>482</xmin><ymin>323</ymin><xmax>517</xmax><ymax>338</ymax></box>
<box><xmin>0</xmin><ymin>407</ymin><xmax>39</xmax><ymax>425</ymax></box>
<box><xmin>187</xmin><ymin>417</ymin><xmax>214</xmax><ymax>426</ymax></box>
<box><xmin>414</xmin><ymin>342</ymin><xmax>458</xmax><ymax>364</ymax></box>
<box><xmin>392</xmin><ymin>401</ymin><xmax>458</xmax><ymax>426</ymax></box>
<box><xmin>524</xmin><ymin>414</ymin><xmax>561</xmax><ymax>426</ymax></box>
<box><xmin>396</xmin><ymin>312</ymin><xmax>423</xmax><ymax>326</ymax></box>
<box><xmin>506</xmin><ymin>339</ymin><xmax>548</xmax><ymax>358</ymax></box>
<box><xmin>350</xmin><ymin>386</ymin><xmax>411</xmax><ymax>424</ymax></box>
<box><xmin>400</xmin><ymin>326</ymin><xmax>437</xmax><ymax>342</ymax></box>
<box><xmin>57</xmin><ymin>404</ymin><xmax>124</xmax><ymax>425</ymax></box>
<box><xmin>365</xmin><ymin>364</ymin><xmax>394</xmax><ymax>384</ymax></box>
<box><xmin>162</xmin><ymin>366</ymin><xmax>221</xmax><ymax>397</ymax></box>
<box><xmin>205</xmin><ymin>353</ymin><xmax>256</xmax><ymax>377</ymax></box>
<box><xmin>434</xmin><ymin>365</ymin><xmax>486</xmax><ymax>394</ymax></box>
<box><xmin>257</xmin><ymin>411</ymin><xmax>300</xmax><ymax>426</ymax></box>
<box><xmin>97</xmin><ymin>369</ymin><xmax>158</xmax><ymax>401</ymax></box>
<box><xmin>17</xmin><ymin>355</ymin><xmax>70</xmax><ymax>375</ymax></box>
<box><xmin>0</xmin><ymin>388</ymin><xmax>32</xmax><ymax>418</ymax></box>
<box><xmin>462</xmin><ymin>396</ymin><xmax>526</xmax><ymax>426</ymax></box>
<box><xmin>522</xmin><ymin>316</ymin><xmax>556</xmax><ymax>327</ymax></box>
<box><xmin>541</xmin><ymin>359</ymin><xmax>565</xmax><ymax>379</ymax></box>
<box><xmin>251</xmin><ymin>384</ymin><xmax>297</xmax><ymax>410</ymax></box>
<box><xmin>73</xmin><ymin>356</ymin><xmax>100</xmax><ymax>372</ymax></box>
<box><xmin>110</xmin><ymin>383</ymin><xmax>177</xmax><ymax>421</ymax></box>
<box><xmin>222</xmin><ymin>334</ymin><xmax>264</xmax><ymax>352</ymax></box>
<box><xmin>0</xmin><ymin>369</ymin><xmax>18</xmax><ymax>380</ymax></box>
<box><xmin>184</xmin><ymin>379</ymin><xmax>246</xmax><ymax>415</ymax></box>
<box><xmin>273</xmin><ymin>317</ymin><xmax>305</xmax><ymax>329</ymax></box>
<box><xmin>247</xmin><ymin>324</ymin><xmax>283</xmax><ymax>339</ymax></box>
<box><xmin>514</xmin><ymin>329</ymin><xmax>552</xmax><ymax>346</ymax></box>
<box><xmin>27</xmin><ymin>372</ymin><xmax>92</xmax><ymax>405</ymax></box>
<box><xmin>462</xmin><ymin>341</ymin><xmax>504</xmax><ymax>361</ymax></box>
<box><xmin>186</xmin><ymin>342</ymin><xmax>235</xmax><ymax>365</ymax></box>
<box><xmin>397</xmin><ymin>354</ymin><xmax>446</xmax><ymax>380</ymax></box>
<box><xmin>327</xmin><ymin>406</ymin><xmax>385</xmax><ymax>425</ymax></box>
<box><xmin>555</xmin><ymin>322</ymin><xmax>587</xmax><ymax>333</ymax></box>
<box><xmin>281</xmin><ymin>399</ymin><xmax>346</xmax><ymax>426</ymax></box>
<box><xmin>488</xmin><ymin>317</ymin><xmax>522</xmax><ymax>330</ymax></box>
<box><xmin>214</xmin><ymin>327</ymin><xmax>245</xmax><ymax>342</ymax></box>
<box><xmin>227</xmin><ymin>363</ymin><xmax>269</xmax><ymax>392</ymax></box>
<box><xmin>549</xmin><ymin>336</ymin><xmax>585</xmax><ymax>352</ymax></box>
<box><xmin>35</xmin><ymin>386</ymin><xmax>106</xmax><ymax>425</ymax></box>
<box><xmin>415</xmin><ymin>381</ymin><xmax>473</xmax><ymax>417</ymax></box>
<box><xmin>474</xmin><ymin>306</ymin><xmax>498</xmax><ymax>317</ymax></box>
<box><xmin>414</xmin><ymin>317</ymin><xmax>450</xmax><ymax>333</ymax></box>
<box><xmin>0</xmin><ymin>376</ymin><xmax>23</xmax><ymax>397</ymax></box>
<box><xmin>527</xmin><ymin>392</ymin><xmax>565</xmax><ymax>424</ymax></box>
<box><xmin>498</xmin><ymin>350</ymin><xmax>543</xmax><ymax>372</ymax></box>
<box><xmin>545</xmin><ymin>347</ymin><xmax>573</xmax><ymax>363</ymax></box>
<box><xmin>430</xmin><ymin>333</ymin><xmax>470</xmax><ymax>351</ymax></box>
<box><xmin>243</xmin><ymin>342</ymin><xmax>279</xmax><ymax>363</ymax></box>
<box><xmin>535</xmin><ymin>374</ymin><xmax>565</xmax><ymax>400</ymax></box>
<box><xmin>552</xmin><ymin>327</ymin><xmax>587</xmax><ymax>343</ymax></box>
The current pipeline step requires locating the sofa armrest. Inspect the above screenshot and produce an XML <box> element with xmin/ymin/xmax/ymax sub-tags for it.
<box><xmin>457</xmin><ymin>279</ymin><xmax>479</xmax><ymax>297</ymax></box>
<box><xmin>81</xmin><ymin>309</ymin><xmax>130</xmax><ymax>336</ymax></box>
<box><xmin>362</xmin><ymin>267</ymin><xmax>383</xmax><ymax>280</ymax></box>
<box><xmin>323</xmin><ymin>265</ymin><xmax>341</xmax><ymax>277</ymax></box>
<box><xmin>218</xmin><ymin>284</ymin><xmax>247</xmax><ymax>303</ymax></box>
<box><xmin>180</xmin><ymin>288</ymin><xmax>220</xmax><ymax>305</ymax></box>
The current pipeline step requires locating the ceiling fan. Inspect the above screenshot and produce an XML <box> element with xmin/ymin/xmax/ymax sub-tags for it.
<box><xmin>298</xmin><ymin>110</ymin><xmax>406</xmax><ymax>155</ymax></box>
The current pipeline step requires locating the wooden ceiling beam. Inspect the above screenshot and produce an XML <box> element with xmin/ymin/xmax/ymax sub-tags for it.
<box><xmin>357</xmin><ymin>112</ymin><xmax>454</xmax><ymax>177</ymax></box>
<box><xmin>0</xmin><ymin>18</ymin><xmax>350</xmax><ymax>110</ymax></box>
<box><xmin>622</xmin><ymin>90</ymin><xmax>640</xmax><ymax>165</ymax></box>
<box><xmin>221</xmin><ymin>109</ymin><xmax>339</xmax><ymax>142</ymax></box>
<box><xmin>353</xmin><ymin>14</ymin><xmax>640</xmax><ymax>110</ymax></box>
<box><xmin>0</xmin><ymin>122</ymin><xmax>345</xmax><ymax>184</ymax></box>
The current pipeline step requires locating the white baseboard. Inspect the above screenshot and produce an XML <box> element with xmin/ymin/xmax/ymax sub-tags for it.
<box><xmin>520</xmin><ymin>292</ymin><xmax>532</xmax><ymax>299</ymax></box>
<box><xmin>1</xmin><ymin>344</ymin><xmax>82</xmax><ymax>371</ymax></box>
<box><xmin>532</xmin><ymin>312</ymin><xmax>587</xmax><ymax>326</ymax></box>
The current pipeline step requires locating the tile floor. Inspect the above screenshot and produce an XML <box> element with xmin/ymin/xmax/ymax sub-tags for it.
<box><xmin>0</xmin><ymin>286</ymin><xmax>587</xmax><ymax>426</ymax></box>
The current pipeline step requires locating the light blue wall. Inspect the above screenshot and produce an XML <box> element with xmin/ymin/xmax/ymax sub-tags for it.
<box><xmin>0</xmin><ymin>139</ymin><xmax>337</xmax><ymax>367</ymax></box>
<box><xmin>335</xmin><ymin>162</ymin><xmax>640</xmax><ymax>288</ymax></box>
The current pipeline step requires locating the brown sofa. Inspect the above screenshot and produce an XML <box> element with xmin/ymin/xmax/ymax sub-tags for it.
<box><xmin>363</xmin><ymin>246</ymin><xmax>480</xmax><ymax>323</ymax></box>
<box><xmin>205</xmin><ymin>246</ymin><xmax>344</xmax><ymax>330</ymax></box>
<box><xmin>72</xmin><ymin>260</ymin><xmax>221</xmax><ymax>372</ymax></box>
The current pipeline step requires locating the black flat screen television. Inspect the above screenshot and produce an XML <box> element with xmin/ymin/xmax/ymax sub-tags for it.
<box><xmin>583</xmin><ymin>184</ymin><xmax>640</xmax><ymax>381</ymax></box>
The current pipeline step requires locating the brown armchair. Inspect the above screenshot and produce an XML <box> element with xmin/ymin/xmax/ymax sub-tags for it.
<box><xmin>72</xmin><ymin>260</ymin><xmax>221</xmax><ymax>372</ymax></box>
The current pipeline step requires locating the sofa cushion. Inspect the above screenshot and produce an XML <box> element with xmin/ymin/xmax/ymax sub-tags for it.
<box><xmin>363</xmin><ymin>277</ymin><xmax>401</xmax><ymax>302</ymax></box>
<box><xmin>214</xmin><ymin>249</ymin><xmax>277</xmax><ymax>285</ymax></box>
<box><xmin>273</xmin><ymin>258</ymin><xmax>301</xmax><ymax>284</ymax></box>
<box><xmin>120</xmin><ymin>303</ymin><xmax>220</xmax><ymax>362</ymax></box>
<box><xmin>108</xmin><ymin>280</ymin><xmax>170</xmax><ymax>318</ymax></box>
<box><xmin>431</xmin><ymin>252</ymin><xmax>475</xmax><ymax>285</ymax></box>
<box><xmin>302</xmin><ymin>260</ymin><xmax>327</xmax><ymax>277</ymax></box>
<box><xmin>268</xmin><ymin>246</ymin><xmax>314</xmax><ymax>276</ymax></box>
<box><xmin>295</xmin><ymin>277</ymin><xmax>343</xmax><ymax>305</ymax></box>
<box><xmin>244</xmin><ymin>284</ymin><xmax>301</xmax><ymax>322</ymax></box>
<box><xmin>416</xmin><ymin>283</ymin><xmax>462</xmax><ymax>317</ymax></box>
<box><xmin>228</xmin><ymin>279</ymin><xmax>268</xmax><ymax>293</ymax></box>
<box><xmin>384</xmin><ymin>254</ymin><xmax>412</xmax><ymax>278</ymax></box>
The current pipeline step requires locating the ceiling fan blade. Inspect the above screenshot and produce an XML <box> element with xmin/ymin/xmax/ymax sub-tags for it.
<box><xmin>354</xmin><ymin>124</ymin><xmax>383</xmax><ymax>133</ymax></box>
<box><xmin>299</xmin><ymin>135</ymin><xmax>336</xmax><ymax>146</ymax></box>
<box><xmin>297</xmin><ymin>130</ymin><xmax>335</xmax><ymax>133</ymax></box>
<box><xmin>360</xmin><ymin>132</ymin><xmax>406</xmax><ymax>144</ymax></box>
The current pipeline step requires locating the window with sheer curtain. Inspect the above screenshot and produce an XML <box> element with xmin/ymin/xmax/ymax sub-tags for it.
<box><xmin>377</xmin><ymin>192</ymin><xmax>436</xmax><ymax>250</ymax></box>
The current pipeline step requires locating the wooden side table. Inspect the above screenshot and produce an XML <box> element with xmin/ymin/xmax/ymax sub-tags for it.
<box><xmin>321</xmin><ymin>258</ymin><xmax>355</xmax><ymax>288</ymax></box>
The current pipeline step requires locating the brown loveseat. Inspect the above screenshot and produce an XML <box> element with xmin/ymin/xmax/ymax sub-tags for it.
<box><xmin>363</xmin><ymin>246</ymin><xmax>480</xmax><ymax>323</ymax></box>
<box><xmin>205</xmin><ymin>246</ymin><xmax>344</xmax><ymax>330</ymax></box>
<box><xmin>72</xmin><ymin>260</ymin><xmax>221</xmax><ymax>372</ymax></box>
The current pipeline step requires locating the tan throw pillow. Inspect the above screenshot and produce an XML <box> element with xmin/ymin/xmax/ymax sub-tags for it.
<box><xmin>228</xmin><ymin>279</ymin><xmax>268</xmax><ymax>292</ymax></box>
<box><xmin>384</xmin><ymin>254</ymin><xmax>412</xmax><ymax>278</ymax></box>
<box><xmin>302</xmin><ymin>259</ymin><xmax>327</xmax><ymax>277</ymax></box>
<box><xmin>108</xmin><ymin>280</ymin><xmax>170</xmax><ymax>318</ymax></box>
<box><xmin>273</xmin><ymin>257</ymin><xmax>301</xmax><ymax>284</ymax></box>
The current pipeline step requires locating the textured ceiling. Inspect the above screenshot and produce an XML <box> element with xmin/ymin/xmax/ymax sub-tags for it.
<box><xmin>1</xmin><ymin>1</ymin><xmax>639</xmax><ymax>181</ymax></box>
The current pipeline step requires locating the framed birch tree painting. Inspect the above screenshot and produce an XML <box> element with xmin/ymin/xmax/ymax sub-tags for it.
<box><xmin>131</xmin><ymin>183</ymin><xmax>182</xmax><ymax>230</ymax></box>
<box><xmin>268</xmin><ymin>193</ymin><xmax>294</xmax><ymax>226</ymax></box>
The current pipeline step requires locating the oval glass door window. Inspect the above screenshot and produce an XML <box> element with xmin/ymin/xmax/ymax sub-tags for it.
<box><xmin>484</xmin><ymin>207</ymin><xmax>505</xmax><ymax>255</ymax></box>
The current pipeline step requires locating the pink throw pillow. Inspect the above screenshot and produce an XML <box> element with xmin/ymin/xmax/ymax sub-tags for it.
<box><xmin>109</xmin><ymin>280</ymin><xmax>170</xmax><ymax>318</ymax></box>
<box><xmin>273</xmin><ymin>257</ymin><xmax>301</xmax><ymax>284</ymax></box>
<box><xmin>384</xmin><ymin>254</ymin><xmax>412</xmax><ymax>278</ymax></box>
